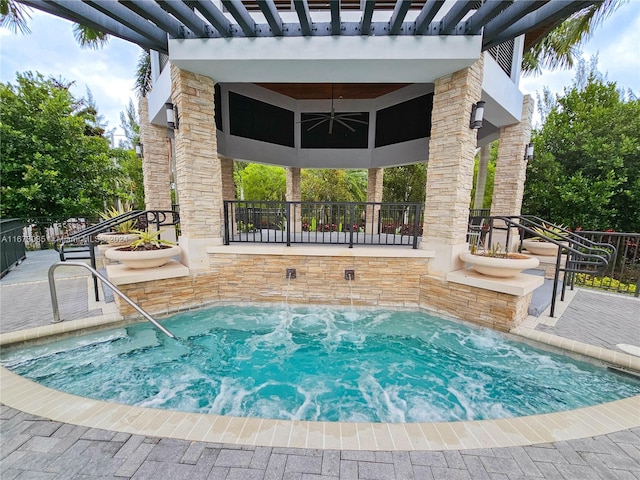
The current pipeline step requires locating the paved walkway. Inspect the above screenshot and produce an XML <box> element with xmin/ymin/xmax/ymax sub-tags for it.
<box><xmin>1</xmin><ymin>249</ymin><xmax>639</xmax><ymax>479</ymax></box>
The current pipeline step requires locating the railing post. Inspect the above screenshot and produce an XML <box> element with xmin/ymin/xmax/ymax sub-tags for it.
<box><xmin>412</xmin><ymin>204</ymin><xmax>421</xmax><ymax>249</ymax></box>
<box><xmin>349</xmin><ymin>203</ymin><xmax>355</xmax><ymax>248</ymax></box>
<box><xmin>286</xmin><ymin>201</ymin><xmax>291</xmax><ymax>247</ymax></box>
<box><xmin>89</xmin><ymin>240</ymin><xmax>99</xmax><ymax>302</ymax></box>
<box><xmin>223</xmin><ymin>201</ymin><xmax>230</xmax><ymax>245</ymax></box>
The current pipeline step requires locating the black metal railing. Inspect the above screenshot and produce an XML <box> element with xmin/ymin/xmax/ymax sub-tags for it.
<box><xmin>486</xmin><ymin>215</ymin><xmax>617</xmax><ymax>315</ymax></box>
<box><xmin>567</xmin><ymin>230</ymin><xmax>639</xmax><ymax>297</ymax></box>
<box><xmin>53</xmin><ymin>209</ymin><xmax>180</xmax><ymax>301</ymax></box>
<box><xmin>15</xmin><ymin>217</ymin><xmax>98</xmax><ymax>250</ymax></box>
<box><xmin>0</xmin><ymin>219</ymin><xmax>27</xmax><ymax>278</ymax></box>
<box><xmin>224</xmin><ymin>201</ymin><xmax>423</xmax><ymax>248</ymax></box>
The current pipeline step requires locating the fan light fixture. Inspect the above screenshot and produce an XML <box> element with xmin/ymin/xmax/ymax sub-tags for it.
<box><xmin>300</xmin><ymin>85</ymin><xmax>368</xmax><ymax>134</ymax></box>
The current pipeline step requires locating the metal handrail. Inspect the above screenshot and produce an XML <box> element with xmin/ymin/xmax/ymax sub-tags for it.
<box><xmin>487</xmin><ymin>216</ymin><xmax>615</xmax><ymax>316</ymax></box>
<box><xmin>47</xmin><ymin>262</ymin><xmax>176</xmax><ymax>339</ymax></box>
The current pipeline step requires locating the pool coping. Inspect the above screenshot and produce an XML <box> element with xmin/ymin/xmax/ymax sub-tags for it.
<box><xmin>1</xmin><ymin>367</ymin><xmax>638</xmax><ymax>451</ymax></box>
<box><xmin>2</xmin><ymin>308</ymin><xmax>640</xmax><ymax>451</ymax></box>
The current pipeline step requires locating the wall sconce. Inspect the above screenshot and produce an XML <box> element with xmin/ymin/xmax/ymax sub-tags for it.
<box><xmin>135</xmin><ymin>143</ymin><xmax>143</xmax><ymax>158</ymax></box>
<box><xmin>524</xmin><ymin>142</ymin><xmax>534</xmax><ymax>161</ymax></box>
<box><xmin>166</xmin><ymin>102</ymin><xmax>178</xmax><ymax>130</ymax></box>
<box><xmin>470</xmin><ymin>101</ymin><xmax>485</xmax><ymax>129</ymax></box>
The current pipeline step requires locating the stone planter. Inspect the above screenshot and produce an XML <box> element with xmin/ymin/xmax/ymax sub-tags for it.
<box><xmin>97</xmin><ymin>232</ymin><xmax>139</xmax><ymax>247</ymax></box>
<box><xmin>522</xmin><ymin>239</ymin><xmax>564</xmax><ymax>256</ymax></box>
<box><xmin>105</xmin><ymin>245</ymin><xmax>181</xmax><ymax>269</ymax></box>
<box><xmin>459</xmin><ymin>251</ymin><xmax>539</xmax><ymax>278</ymax></box>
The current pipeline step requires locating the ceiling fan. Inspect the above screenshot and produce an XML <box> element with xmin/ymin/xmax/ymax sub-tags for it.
<box><xmin>300</xmin><ymin>85</ymin><xmax>369</xmax><ymax>134</ymax></box>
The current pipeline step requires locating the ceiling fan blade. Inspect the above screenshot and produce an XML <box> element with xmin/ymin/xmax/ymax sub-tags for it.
<box><xmin>335</xmin><ymin>117</ymin><xmax>369</xmax><ymax>126</ymax></box>
<box><xmin>300</xmin><ymin>115</ymin><xmax>330</xmax><ymax>124</ymax></box>
<box><xmin>334</xmin><ymin>118</ymin><xmax>356</xmax><ymax>132</ymax></box>
<box><xmin>306</xmin><ymin>118</ymin><xmax>329</xmax><ymax>131</ymax></box>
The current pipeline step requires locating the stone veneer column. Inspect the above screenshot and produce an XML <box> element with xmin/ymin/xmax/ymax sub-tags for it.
<box><xmin>171</xmin><ymin>65</ymin><xmax>224</xmax><ymax>270</ymax></box>
<box><xmin>490</xmin><ymin>95</ymin><xmax>534</xmax><ymax>249</ymax></box>
<box><xmin>138</xmin><ymin>96</ymin><xmax>175</xmax><ymax>243</ymax></box>
<box><xmin>421</xmin><ymin>56</ymin><xmax>484</xmax><ymax>277</ymax></box>
<box><xmin>286</xmin><ymin>167</ymin><xmax>302</xmax><ymax>233</ymax></box>
<box><xmin>366</xmin><ymin>168</ymin><xmax>383</xmax><ymax>233</ymax></box>
<box><xmin>139</xmin><ymin>96</ymin><xmax>172</xmax><ymax>212</ymax></box>
<box><xmin>219</xmin><ymin>156</ymin><xmax>236</xmax><ymax>234</ymax></box>
<box><xmin>473</xmin><ymin>144</ymin><xmax>491</xmax><ymax>210</ymax></box>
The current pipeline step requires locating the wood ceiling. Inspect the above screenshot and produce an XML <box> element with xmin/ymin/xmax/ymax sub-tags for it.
<box><xmin>256</xmin><ymin>83</ymin><xmax>411</xmax><ymax>100</ymax></box>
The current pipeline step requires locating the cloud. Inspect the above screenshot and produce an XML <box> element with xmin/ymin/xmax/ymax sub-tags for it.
<box><xmin>0</xmin><ymin>11</ymin><xmax>141</xmax><ymax>136</ymax></box>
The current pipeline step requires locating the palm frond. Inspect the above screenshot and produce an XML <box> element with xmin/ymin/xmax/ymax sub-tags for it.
<box><xmin>0</xmin><ymin>0</ymin><xmax>31</xmax><ymax>34</ymax></box>
<box><xmin>73</xmin><ymin>23</ymin><xmax>109</xmax><ymax>49</ymax></box>
<box><xmin>135</xmin><ymin>51</ymin><xmax>152</xmax><ymax>98</ymax></box>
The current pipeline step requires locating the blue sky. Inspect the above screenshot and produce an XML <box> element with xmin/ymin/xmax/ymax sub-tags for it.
<box><xmin>1</xmin><ymin>2</ymin><xmax>639</xmax><ymax>137</ymax></box>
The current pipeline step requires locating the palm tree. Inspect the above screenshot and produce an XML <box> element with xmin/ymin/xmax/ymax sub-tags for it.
<box><xmin>135</xmin><ymin>51</ymin><xmax>152</xmax><ymax>98</ymax></box>
<box><xmin>1</xmin><ymin>0</ymin><xmax>109</xmax><ymax>48</ymax></box>
<box><xmin>522</xmin><ymin>0</ymin><xmax>624</xmax><ymax>75</ymax></box>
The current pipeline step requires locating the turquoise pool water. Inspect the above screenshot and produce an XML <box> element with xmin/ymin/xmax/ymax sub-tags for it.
<box><xmin>2</xmin><ymin>305</ymin><xmax>639</xmax><ymax>423</ymax></box>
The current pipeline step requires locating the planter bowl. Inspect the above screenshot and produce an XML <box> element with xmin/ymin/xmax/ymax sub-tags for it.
<box><xmin>97</xmin><ymin>232</ymin><xmax>139</xmax><ymax>246</ymax></box>
<box><xmin>522</xmin><ymin>239</ymin><xmax>562</xmax><ymax>256</ymax></box>
<box><xmin>105</xmin><ymin>245</ymin><xmax>181</xmax><ymax>269</ymax></box>
<box><xmin>459</xmin><ymin>251</ymin><xmax>539</xmax><ymax>278</ymax></box>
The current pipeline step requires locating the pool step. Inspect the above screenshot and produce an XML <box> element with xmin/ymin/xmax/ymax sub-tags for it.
<box><xmin>110</xmin><ymin>329</ymin><xmax>160</xmax><ymax>356</ymax></box>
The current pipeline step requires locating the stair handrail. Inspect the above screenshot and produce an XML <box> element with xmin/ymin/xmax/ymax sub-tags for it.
<box><xmin>485</xmin><ymin>215</ymin><xmax>616</xmax><ymax>316</ymax></box>
<box><xmin>55</xmin><ymin>209</ymin><xmax>179</xmax><ymax>257</ymax></box>
<box><xmin>487</xmin><ymin>216</ymin><xmax>614</xmax><ymax>271</ymax></box>
<box><xmin>48</xmin><ymin>261</ymin><xmax>176</xmax><ymax>339</ymax></box>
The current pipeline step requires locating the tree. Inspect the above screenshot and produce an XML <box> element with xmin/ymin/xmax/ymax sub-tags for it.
<box><xmin>383</xmin><ymin>164</ymin><xmax>426</xmax><ymax>204</ymax></box>
<box><xmin>523</xmin><ymin>62</ymin><xmax>640</xmax><ymax>232</ymax></box>
<box><xmin>119</xmin><ymin>98</ymin><xmax>140</xmax><ymax>149</ymax></box>
<box><xmin>1</xmin><ymin>72</ymin><xmax>119</xmax><ymax>221</ymax></box>
<box><xmin>302</xmin><ymin>169</ymin><xmax>367</xmax><ymax>202</ymax></box>
<box><xmin>135</xmin><ymin>51</ymin><xmax>152</xmax><ymax>98</ymax></box>
<box><xmin>236</xmin><ymin>163</ymin><xmax>286</xmax><ymax>201</ymax></box>
<box><xmin>1</xmin><ymin>0</ymin><xmax>110</xmax><ymax>47</ymax></box>
<box><xmin>522</xmin><ymin>0</ymin><xmax>623</xmax><ymax>75</ymax></box>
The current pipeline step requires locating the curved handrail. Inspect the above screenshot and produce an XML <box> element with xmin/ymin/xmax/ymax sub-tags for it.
<box><xmin>48</xmin><ymin>262</ymin><xmax>176</xmax><ymax>339</ymax></box>
<box><xmin>55</xmin><ymin>209</ymin><xmax>180</xmax><ymax>259</ymax></box>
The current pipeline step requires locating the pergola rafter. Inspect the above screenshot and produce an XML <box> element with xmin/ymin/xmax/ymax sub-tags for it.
<box><xmin>17</xmin><ymin>0</ymin><xmax>601</xmax><ymax>55</ymax></box>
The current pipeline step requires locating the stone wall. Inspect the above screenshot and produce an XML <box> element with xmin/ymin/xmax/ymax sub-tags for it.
<box><xmin>139</xmin><ymin>96</ymin><xmax>172</xmax><ymax>211</ymax></box>
<box><xmin>113</xmin><ymin>253</ymin><xmax>531</xmax><ymax>333</ymax></box>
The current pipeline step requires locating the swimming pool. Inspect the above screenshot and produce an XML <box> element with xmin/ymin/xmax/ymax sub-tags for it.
<box><xmin>2</xmin><ymin>305</ymin><xmax>639</xmax><ymax>423</ymax></box>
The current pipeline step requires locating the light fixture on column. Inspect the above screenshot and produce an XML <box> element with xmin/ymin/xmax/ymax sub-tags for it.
<box><xmin>166</xmin><ymin>102</ymin><xmax>178</xmax><ymax>130</ymax></box>
<box><xmin>524</xmin><ymin>142</ymin><xmax>534</xmax><ymax>161</ymax></box>
<box><xmin>469</xmin><ymin>101</ymin><xmax>485</xmax><ymax>129</ymax></box>
<box><xmin>135</xmin><ymin>143</ymin><xmax>143</xmax><ymax>158</ymax></box>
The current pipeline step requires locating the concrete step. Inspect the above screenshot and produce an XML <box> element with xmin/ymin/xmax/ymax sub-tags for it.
<box><xmin>526</xmin><ymin>269</ymin><xmax>563</xmax><ymax>317</ymax></box>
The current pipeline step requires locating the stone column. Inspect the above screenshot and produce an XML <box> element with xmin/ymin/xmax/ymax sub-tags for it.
<box><xmin>220</xmin><ymin>156</ymin><xmax>236</xmax><ymax>235</ymax></box>
<box><xmin>490</xmin><ymin>95</ymin><xmax>534</xmax><ymax>250</ymax></box>
<box><xmin>286</xmin><ymin>167</ymin><xmax>302</xmax><ymax>234</ymax></box>
<box><xmin>421</xmin><ymin>55</ymin><xmax>484</xmax><ymax>277</ymax></box>
<box><xmin>366</xmin><ymin>168</ymin><xmax>383</xmax><ymax>234</ymax></box>
<box><xmin>139</xmin><ymin>96</ymin><xmax>172</xmax><ymax>212</ymax></box>
<box><xmin>171</xmin><ymin>65</ymin><xmax>224</xmax><ymax>270</ymax></box>
<box><xmin>473</xmin><ymin>144</ymin><xmax>491</xmax><ymax>210</ymax></box>
<box><xmin>138</xmin><ymin>96</ymin><xmax>175</xmax><ymax>242</ymax></box>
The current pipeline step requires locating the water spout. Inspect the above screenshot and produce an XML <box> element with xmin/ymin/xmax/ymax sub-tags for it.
<box><xmin>344</xmin><ymin>270</ymin><xmax>355</xmax><ymax>281</ymax></box>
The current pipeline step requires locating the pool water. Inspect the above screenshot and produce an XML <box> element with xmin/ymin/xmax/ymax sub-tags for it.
<box><xmin>2</xmin><ymin>305</ymin><xmax>639</xmax><ymax>423</ymax></box>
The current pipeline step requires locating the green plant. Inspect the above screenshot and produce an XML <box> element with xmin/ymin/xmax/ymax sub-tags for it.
<box><xmin>129</xmin><ymin>228</ymin><xmax>175</xmax><ymax>250</ymax></box>
<box><xmin>100</xmin><ymin>206</ymin><xmax>136</xmax><ymax>234</ymax></box>
<box><xmin>531</xmin><ymin>222</ymin><xmax>565</xmax><ymax>241</ymax></box>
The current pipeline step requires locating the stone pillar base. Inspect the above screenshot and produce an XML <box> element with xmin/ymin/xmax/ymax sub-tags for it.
<box><xmin>419</xmin><ymin>241</ymin><xmax>470</xmax><ymax>278</ymax></box>
<box><xmin>179</xmin><ymin>236</ymin><xmax>223</xmax><ymax>271</ymax></box>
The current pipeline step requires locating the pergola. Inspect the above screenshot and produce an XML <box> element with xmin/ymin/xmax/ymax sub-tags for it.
<box><xmin>18</xmin><ymin>1</ymin><xmax>599</xmax><ymax>328</ymax></box>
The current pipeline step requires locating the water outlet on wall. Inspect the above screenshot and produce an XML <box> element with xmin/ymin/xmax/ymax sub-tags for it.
<box><xmin>344</xmin><ymin>270</ymin><xmax>355</xmax><ymax>281</ymax></box>
<box><xmin>286</xmin><ymin>268</ymin><xmax>297</xmax><ymax>279</ymax></box>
